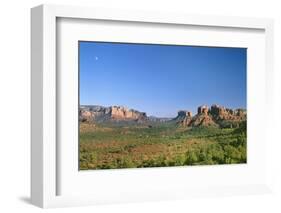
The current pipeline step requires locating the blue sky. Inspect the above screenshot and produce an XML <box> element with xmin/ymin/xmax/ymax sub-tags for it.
<box><xmin>79</xmin><ymin>41</ymin><xmax>246</xmax><ymax>117</ymax></box>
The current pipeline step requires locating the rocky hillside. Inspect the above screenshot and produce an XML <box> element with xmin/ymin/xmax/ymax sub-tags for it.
<box><xmin>80</xmin><ymin>105</ymin><xmax>148</xmax><ymax>123</ymax></box>
<box><xmin>176</xmin><ymin>104</ymin><xmax>246</xmax><ymax>128</ymax></box>
<box><xmin>80</xmin><ymin>104</ymin><xmax>246</xmax><ymax>128</ymax></box>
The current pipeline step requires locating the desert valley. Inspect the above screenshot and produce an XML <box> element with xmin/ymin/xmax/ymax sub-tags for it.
<box><xmin>79</xmin><ymin>104</ymin><xmax>247</xmax><ymax>169</ymax></box>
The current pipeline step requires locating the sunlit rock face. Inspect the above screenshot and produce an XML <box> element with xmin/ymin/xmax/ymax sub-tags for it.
<box><xmin>110</xmin><ymin>106</ymin><xmax>146</xmax><ymax>120</ymax></box>
<box><xmin>79</xmin><ymin>105</ymin><xmax>147</xmax><ymax>123</ymax></box>
<box><xmin>177</xmin><ymin>104</ymin><xmax>246</xmax><ymax>128</ymax></box>
<box><xmin>197</xmin><ymin>105</ymin><xmax>209</xmax><ymax>115</ymax></box>
<box><xmin>175</xmin><ymin>110</ymin><xmax>192</xmax><ymax>127</ymax></box>
<box><xmin>210</xmin><ymin>104</ymin><xmax>246</xmax><ymax>121</ymax></box>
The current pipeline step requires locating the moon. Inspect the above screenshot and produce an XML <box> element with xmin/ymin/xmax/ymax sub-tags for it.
<box><xmin>95</xmin><ymin>56</ymin><xmax>98</xmax><ymax>60</ymax></box>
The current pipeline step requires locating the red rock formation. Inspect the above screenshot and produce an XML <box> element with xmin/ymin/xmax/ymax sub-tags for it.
<box><xmin>79</xmin><ymin>110</ymin><xmax>92</xmax><ymax>122</ymax></box>
<box><xmin>79</xmin><ymin>105</ymin><xmax>147</xmax><ymax>122</ymax></box>
<box><xmin>80</xmin><ymin>104</ymin><xmax>246</xmax><ymax>128</ymax></box>
<box><xmin>178</xmin><ymin>104</ymin><xmax>246</xmax><ymax>128</ymax></box>
<box><xmin>197</xmin><ymin>105</ymin><xmax>208</xmax><ymax>115</ymax></box>
<box><xmin>176</xmin><ymin>110</ymin><xmax>192</xmax><ymax>127</ymax></box>
<box><xmin>189</xmin><ymin>113</ymin><xmax>218</xmax><ymax>127</ymax></box>
<box><xmin>210</xmin><ymin>104</ymin><xmax>246</xmax><ymax>121</ymax></box>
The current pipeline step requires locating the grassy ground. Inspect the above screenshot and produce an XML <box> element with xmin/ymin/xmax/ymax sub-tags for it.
<box><xmin>79</xmin><ymin>122</ymin><xmax>247</xmax><ymax>170</ymax></box>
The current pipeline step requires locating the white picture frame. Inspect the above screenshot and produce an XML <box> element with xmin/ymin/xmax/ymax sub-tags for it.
<box><xmin>31</xmin><ymin>4</ymin><xmax>274</xmax><ymax>208</ymax></box>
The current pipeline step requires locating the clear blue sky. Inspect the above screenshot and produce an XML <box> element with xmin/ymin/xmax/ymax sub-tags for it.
<box><xmin>79</xmin><ymin>41</ymin><xmax>246</xmax><ymax>117</ymax></box>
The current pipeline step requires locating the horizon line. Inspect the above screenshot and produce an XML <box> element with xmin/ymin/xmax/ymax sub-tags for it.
<box><xmin>80</xmin><ymin>103</ymin><xmax>247</xmax><ymax>118</ymax></box>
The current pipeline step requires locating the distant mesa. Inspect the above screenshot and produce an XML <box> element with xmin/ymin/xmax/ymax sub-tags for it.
<box><xmin>80</xmin><ymin>104</ymin><xmax>246</xmax><ymax>128</ymax></box>
<box><xmin>148</xmin><ymin>116</ymin><xmax>172</xmax><ymax>123</ymax></box>
<box><xmin>110</xmin><ymin>106</ymin><xmax>147</xmax><ymax>120</ymax></box>
<box><xmin>80</xmin><ymin>105</ymin><xmax>148</xmax><ymax>123</ymax></box>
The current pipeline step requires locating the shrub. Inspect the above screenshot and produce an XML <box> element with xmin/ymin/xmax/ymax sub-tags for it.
<box><xmin>185</xmin><ymin>150</ymin><xmax>199</xmax><ymax>165</ymax></box>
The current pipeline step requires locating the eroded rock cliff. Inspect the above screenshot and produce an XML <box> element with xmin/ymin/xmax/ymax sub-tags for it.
<box><xmin>79</xmin><ymin>105</ymin><xmax>147</xmax><ymax>122</ymax></box>
<box><xmin>177</xmin><ymin>104</ymin><xmax>246</xmax><ymax>128</ymax></box>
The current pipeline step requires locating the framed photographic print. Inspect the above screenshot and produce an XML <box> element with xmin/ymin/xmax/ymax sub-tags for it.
<box><xmin>31</xmin><ymin>4</ymin><xmax>274</xmax><ymax>208</ymax></box>
<box><xmin>78</xmin><ymin>41</ymin><xmax>247</xmax><ymax>170</ymax></box>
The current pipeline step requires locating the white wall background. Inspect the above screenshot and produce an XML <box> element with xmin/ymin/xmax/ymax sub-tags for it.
<box><xmin>0</xmin><ymin>0</ymin><xmax>280</xmax><ymax>212</ymax></box>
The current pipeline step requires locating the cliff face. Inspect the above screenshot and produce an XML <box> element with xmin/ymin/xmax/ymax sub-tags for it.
<box><xmin>110</xmin><ymin>106</ymin><xmax>147</xmax><ymax>120</ymax></box>
<box><xmin>177</xmin><ymin>104</ymin><xmax>246</xmax><ymax>128</ymax></box>
<box><xmin>79</xmin><ymin>105</ymin><xmax>147</xmax><ymax>122</ymax></box>
<box><xmin>175</xmin><ymin>110</ymin><xmax>192</xmax><ymax>127</ymax></box>
<box><xmin>210</xmin><ymin>104</ymin><xmax>246</xmax><ymax>121</ymax></box>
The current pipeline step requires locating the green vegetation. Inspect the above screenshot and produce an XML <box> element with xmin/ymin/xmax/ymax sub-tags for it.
<box><xmin>79</xmin><ymin>122</ymin><xmax>246</xmax><ymax>170</ymax></box>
